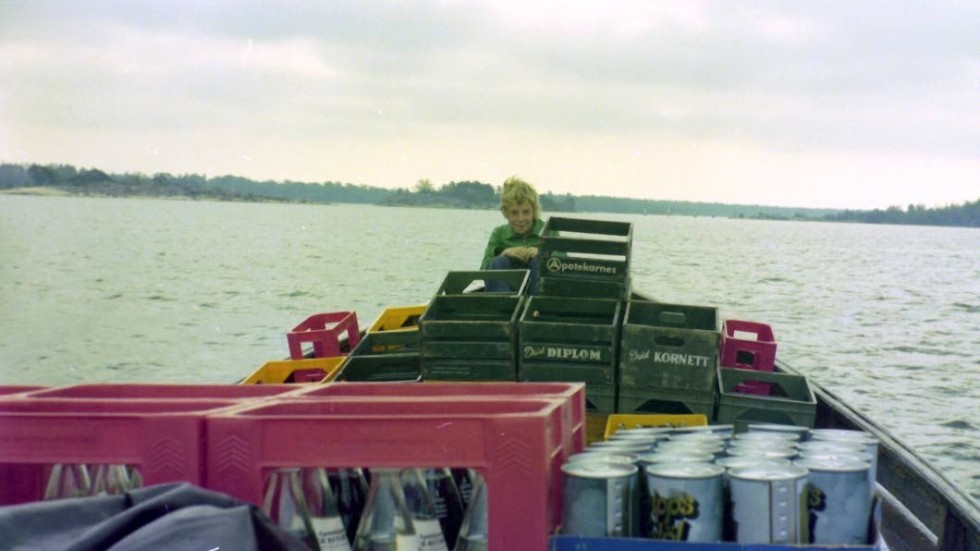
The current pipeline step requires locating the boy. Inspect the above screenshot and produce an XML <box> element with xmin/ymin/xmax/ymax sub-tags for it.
<box><xmin>481</xmin><ymin>176</ymin><xmax>544</xmax><ymax>293</ymax></box>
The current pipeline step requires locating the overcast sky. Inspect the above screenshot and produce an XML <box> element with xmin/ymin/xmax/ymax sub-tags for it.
<box><xmin>2</xmin><ymin>1</ymin><xmax>978</xmax><ymax>209</ymax></box>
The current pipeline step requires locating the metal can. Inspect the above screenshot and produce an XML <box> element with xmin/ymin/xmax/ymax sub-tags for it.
<box><xmin>566</xmin><ymin>451</ymin><xmax>638</xmax><ymax>466</ymax></box>
<box><xmin>808</xmin><ymin>429</ymin><xmax>878</xmax><ymax>499</ymax></box>
<box><xmin>747</xmin><ymin>423</ymin><xmax>809</xmax><ymax>441</ymax></box>
<box><xmin>726</xmin><ymin>445</ymin><xmax>798</xmax><ymax>461</ymax></box>
<box><xmin>728</xmin><ymin>464</ymin><xmax>809</xmax><ymax>543</ymax></box>
<box><xmin>794</xmin><ymin>456</ymin><xmax>872</xmax><ymax>544</ymax></box>
<box><xmin>644</xmin><ymin>462</ymin><xmax>724</xmax><ymax>542</ymax></box>
<box><xmin>561</xmin><ymin>461</ymin><xmax>640</xmax><ymax>537</ymax></box>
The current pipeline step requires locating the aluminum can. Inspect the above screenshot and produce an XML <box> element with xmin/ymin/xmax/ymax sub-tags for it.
<box><xmin>733</xmin><ymin>430</ymin><xmax>800</xmax><ymax>444</ymax></box>
<box><xmin>747</xmin><ymin>423</ymin><xmax>809</xmax><ymax>441</ymax></box>
<box><xmin>636</xmin><ymin>451</ymin><xmax>714</xmax><ymax>466</ymax></box>
<box><xmin>561</xmin><ymin>461</ymin><xmax>640</xmax><ymax>537</ymax></box>
<box><xmin>728</xmin><ymin>464</ymin><xmax>809</xmax><ymax>543</ymax></box>
<box><xmin>808</xmin><ymin>429</ymin><xmax>878</xmax><ymax>498</ymax></box>
<box><xmin>588</xmin><ymin>440</ymin><xmax>654</xmax><ymax>454</ymax></box>
<box><xmin>794</xmin><ymin>456</ymin><xmax>872</xmax><ymax>544</ymax></box>
<box><xmin>726</xmin><ymin>445</ymin><xmax>797</xmax><ymax>461</ymax></box>
<box><xmin>644</xmin><ymin>462</ymin><xmax>724</xmax><ymax>542</ymax></box>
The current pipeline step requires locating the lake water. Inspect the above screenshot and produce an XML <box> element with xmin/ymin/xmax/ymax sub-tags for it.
<box><xmin>1</xmin><ymin>195</ymin><xmax>977</xmax><ymax>501</ymax></box>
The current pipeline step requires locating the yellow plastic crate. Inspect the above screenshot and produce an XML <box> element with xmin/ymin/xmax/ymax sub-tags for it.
<box><xmin>241</xmin><ymin>357</ymin><xmax>346</xmax><ymax>385</ymax></box>
<box><xmin>603</xmin><ymin>413</ymin><xmax>708</xmax><ymax>440</ymax></box>
<box><xmin>368</xmin><ymin>304</ymin><xmax>426</xmax><ymax>333</ymax></box>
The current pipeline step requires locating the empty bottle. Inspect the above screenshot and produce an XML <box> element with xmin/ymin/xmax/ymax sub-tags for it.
<box><xmin>420</xmin><ymin>468</ymin><xmax>465</xmax><ymax>548</ymax></box>
<box><xmin>401</xmin><ymin>468</ymin><xmax>449</xmax><ymax>551</ymax></box>
<box><xmin>263</xmin><ymin>467</ymin><xmax>317</xmax><ymax>549</ymax></box>
<box><xmin>303</xmin><ymin>468</ymin><xmax>354</xmax><ymax>551</ymax></box>
<box><xmin>44</xmin><ymin>464</ymin><xmax>91</xmax><ymax>500</ymax></box>
<box><xmin>330</xmin><ymin>468</ymin><xmax>371</xmax><ymax>545</ymax></box>
<box><xmin>454</xmin><ymin>472</ymin><xmax>487</xmax><ymax>551</ymax></box>
<box><xmin>353</xmin><ymin>467</ymin><xmax>419</xmax><ymax>551</ymax></box>
<box><xmin>90</xmin><ymin>464</ymin><xmax>132</xmax><ymax>496</ymax></box>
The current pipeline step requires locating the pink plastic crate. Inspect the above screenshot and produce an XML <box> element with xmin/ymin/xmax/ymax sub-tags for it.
<box><xmin>720</xmin><ymin>319</ymin><xmax>777</xmax><ymax>395</ymax></box>
<box><xmin>0</xmin><ymin>386</ymin><xmax>46</xmax><ymax>397</ymax></box>
<box><xmin>0</xmin><ymin>398</ymin><xmax>237</xmax><ymax>505</ymax></box>
<box><xmin>25</xmin><ymin>383</ymin><xmax>301</xmax><ymax>400</ymax></box>
<box><xmin>287</xmin><ymin>311</ymin><xmax>361</xmax><ymax>360</ymax></box>
<box><xmin>294</xmin><ymin>381</ymin><xmax>586</xmax><ymax>458</ymax></box>
<box><xmin>206</xmin><ymin>398</ymin><xmax>566</xmax><ymax>551</ymax></box>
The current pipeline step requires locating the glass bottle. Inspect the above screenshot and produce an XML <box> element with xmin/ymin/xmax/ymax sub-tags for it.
<box><xmin>329</xmin><ymin>467</ymin><xmax>370</xmax><ymax>545</ymax></box>
<box><xmin>302</xmin><ymin>468</ymin><xmax>354</xmax><ymax>551</ymax></box>
<box><xmin>401</xmin><ymin>468</ymin><xmax>449</xmax><ymax>551</ymax></box>
<box><xmin>43</xmin><ymin>463</ymin><xmax>91</xmax><ymax>499</ymax></box>
<box><xmin>420</xmin><ymin>468</ymin><xmax>464</xmax><ymax>548</ymax></box>
<box><xmin>454</xmin><ymin>472</ymin><xmax>487</xmax><ymax>551</ymax></box>
<box><xmin>353</xmin><ymin>467</ymin><xmax>419</xmax><ymax>551</ymax></box>
<box><xmin>90</xmin><ymin>464</ymin><xmax>132</xmax><ymax>496</ymax></box>
<box><xmin>263</xmin><ymin>467</ymin><xmax>317</xmax><ymax>549</ymax></box>
<box><xmin>451</xmin><ymin>468</ymin><xmax>474</xmax><ymax>508</ymax></box>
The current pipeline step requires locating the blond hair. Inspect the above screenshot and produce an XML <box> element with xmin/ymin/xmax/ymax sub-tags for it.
<box><xmin>500</xmin><ymin>176</ymin><xmax>541</xmax><ymax>218</ymax></box>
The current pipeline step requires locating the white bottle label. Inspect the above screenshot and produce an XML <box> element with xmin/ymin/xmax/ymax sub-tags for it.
<box><xmin>414</xmin><ymin>518</ymin><xmax>449</xmax><ymax>551</ymax></box>
<box><xmin>310</xmin><ymin>516</ymin><xmax>351</xmax><ymax>551</ymax></box>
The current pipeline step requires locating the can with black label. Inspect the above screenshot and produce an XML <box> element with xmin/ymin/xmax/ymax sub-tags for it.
<box><xmin>561</xmin><ymin>461</ymin><xmax>640</xmax><ymax>537</ymax></box>
<box><xmin>728</xmin><ymin>464</ymin><xmax>809</xmax><ymax>543</ymax></box>
<box><xmin>644</xmin><ymin>462</ymin><xmax>724</xmax><ymax>542</ymax></box>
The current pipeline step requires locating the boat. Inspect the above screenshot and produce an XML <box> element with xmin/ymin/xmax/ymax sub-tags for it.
<box><xmin>0</xmin><ymin>216</ymin><xmax>976</xmax><ymax>551</ymax></box>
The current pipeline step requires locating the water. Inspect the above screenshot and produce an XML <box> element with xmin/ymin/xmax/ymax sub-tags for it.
<box><xmin>1</xmin><ymin>195</ymin><xmax>977</xmax><ymax>502</ymax></box>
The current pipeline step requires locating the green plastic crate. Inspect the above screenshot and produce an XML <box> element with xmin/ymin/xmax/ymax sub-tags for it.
<box><xmin>537</xmin><ymin>276</ymin><xmax>632</xmax><ymax>300</ymax></box>
<box><xmin>618</xmin><ymin>387</ymin><xmax>716</xmax><ymax>419</ymax></box>
<box><xmin>539</xmin><ymin>217</ymin><xmax>632</xmax><ymax>282</ymax></box>
<box><xmin>337</xmin><ymin>331</ymin><xmax>421</xmax><ymax>382</ymax></box>
<box><xmin>519</xmin><ymin>362</ymin><xmax>614</xmax><ymax>386</ymax></box>
<box><xmin>419</xmin><ymin>295</ymin><xmax>523</xmax><ymax>341</ymax></box>
<box><xmin>716</xmin><ymin>368</ymin><xmax>816</xmax><ymax>431</ymax></box>
<box><xmin>435</xmin><ymin>270</ymin><xmax>529</xmax><ymax>296</ymax></box>
<box><xmin>421</xmin><ymin>359</ymin><xmax>517</xmax><ymax>382</ymax></box>
<box><xmin>619</xmin><ymin>300</ymin><xmax>719</xmax><ymax>392</ymax></box>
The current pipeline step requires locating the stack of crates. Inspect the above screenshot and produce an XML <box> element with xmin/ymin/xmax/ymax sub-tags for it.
<box><xmin>335</xmin><ymin>306</ymin><xmax>424</xmax><ymax>382</ymax></box>
<box><xmin>618</xmin><ymin>300</ymin><xmax>720</xmax><ymax>418</ymax></box>
<box><xmin>537</xmin><ymin>217</ymin><xmax>633</xmax><ymax>299</ymax></box>
<box><xmin>419</xmin><ymin>271</ymin><xmax>528</xmax><ymax>381</ymax></box>
<box><xmin>517</xmin><ymin>296</ymin><xmax>622</xmax><ymax>415</ymax></box>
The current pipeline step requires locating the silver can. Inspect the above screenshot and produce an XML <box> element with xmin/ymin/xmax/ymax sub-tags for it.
<box><xmin>561</xmin><ymin>461</ymin><xmax>640</xmax><ymax>537</ymax></box>
<box><xmin>794</xmin><ymin>456</ymin><xmax>872</xmax><ymax>544</ymax></box>
<box><xmin>747</xmin><ymin>423</ymin><xmax>809</xmax><ymax>441</ymax></box>
<box><xmin>728</xmin><ymin>464</ymin><xmax>809</xmax><ymax>543</ymax></box>
<box><xmin>808</xmin><ymin>429</ymin><xmax>878</xmax><ymax>499</ymax></box>
<box><xmin>644</xmin><ymin>462</ymin><xmax>724</xmax><ymax>542</ymax></box>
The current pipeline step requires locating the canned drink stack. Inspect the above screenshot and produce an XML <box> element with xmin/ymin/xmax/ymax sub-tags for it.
<box><xmin>561</xmin><ymin>461</ymin><xmax>641</xmax><ymax>537</ymax></box>
<box><xmin>644</xmin><ymin>462</ymin><xmax>724</xmax><ymax>542</ymax></box>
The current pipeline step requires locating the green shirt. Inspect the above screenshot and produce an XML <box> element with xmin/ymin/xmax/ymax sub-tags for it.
<box><xmin>480</xmin><ymin>218</ymin><xmax>545</xmax><ymax>269</ymax></box>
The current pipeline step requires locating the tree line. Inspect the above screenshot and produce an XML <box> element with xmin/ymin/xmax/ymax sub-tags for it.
<box><xmin>1</xmin><ymin>162</ymin><xmax>976</xmax><ymax>227</ymax></box>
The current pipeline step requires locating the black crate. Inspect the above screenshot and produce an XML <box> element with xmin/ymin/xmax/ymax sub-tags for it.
<box><xmin>539</xmin><ymin>217</ymin><xmax>632</xmax><ymax>282</ymax></box>
<box><xmin>336</xmin><ymin>331</ymin><xmax>421</xmax><ymax>382</ymax></box>
<box><xmin>716</xmin><ymin>368</ymin><xmax>817</xmax><ymax>431</ymax></box>
<box><xmin>619</xmin><ymin>301</ymin><xmax>719</xmax><ymax>392</ymax></box>
<box><xmin>419</xmin><ymin>295</ymin><xmax>523</xmax><ymax>341</ymax></box>
<box><xmin>538</xmin><ymin>276</ymin><xmax>632</xmax><ymax>301</ymax></box>
<box><xmin>435</xmin><ymin>270</ymin><xmax>529</xmax><ymax>296</ymax></box>
<box><xmin>421</xmin><ymin>359</ymin><xmax>517</xmax><ymax>382</ymax></box>
<box><xmin>618</xmin><ymin>387</ymin><xmax>716</xmax><ymax>419</ymax></box>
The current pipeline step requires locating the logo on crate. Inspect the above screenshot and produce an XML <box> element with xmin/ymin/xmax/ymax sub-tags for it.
<box><xmin>523</xmin><ymin>345</ymin><xmax>602</xmax><ymax>362</ymax></box>
<box><xmin>545</xmin><ymin>257</ymin><xmax>618</xmax><ymax>275</ymax></box>
<box><xmin>627</xmin><ymin>349</ymin><xmax>711</xmax><ymax>367</ymax></box>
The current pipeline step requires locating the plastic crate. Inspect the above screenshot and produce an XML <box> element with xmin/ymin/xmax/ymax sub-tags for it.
<box><xmin>716</xmin><ymin>368</ymin><xmax>817</xmax><ymax>432</ymax></box>
<box><xmin>293</xmin><ymin>382</ymin><xmax>587</xmax><ymax>459</ymax></box>
<box><xmin>538</xmin><ymin>275</ymin><xmax>632</xmax><ymax>300</ymax></box>
<box><xmin>206</xmin><ymin>397</ymin><xmax>568</xmax><ymax>551</ymax></box>
<box><xmin>367</xmin><ymin>304</ymin><xmax>426</xmax><ymax>333</ymax></box>
<box><xmin>720</xmin><ymin>319</ymin><xmax>777</xmax><ymax>395</ymax></box>
<box><xmin>620</xmin><ymin>301</ymin><xmax>719</xmax><ymax>392</ymax></box>
<box><xmin>0</xmin><ymin>398</ymin><xmax>238</xmax><ymax>506</ymax></box>
<box><xmin>286</xmin><ymin>311</ymin><xmax>360</xmax><ymax>360</ymax></box>
<box><xmin>420</xmin><ymin>294</ymin><xmax>524</xmax><ymax>341</ymax></box>
<box><xmin>421</xmin><ymin>356</ymin><xmax>517</xmax><ymax>381</ymax></box>
<box><xmin>336</xmin><ymin>331</ymin><xmax>421</xmax><ymax>382</ymax></box>
<box><xmin>603</xmin><ymin>414</ymin><xmax>708</xmax><ymax>439</ymax></box>
<box><xmin>548</xmin><ymin>535</ymin><xmax>880</xmax><ymax>550</ymax></box>
<box><xmin>618</xmin><ymin>387</ymin><xmax>716</xmax><ymax>420</ymax></box>
<box><xmin>538</xmin><ymin>217</ymin><xmax>632</xmax><ymax>282</ymax></box>
<box><xmin>435</xmin><ymin>270</ymin><xmax>529</xmax><ymax>296</ymax></box>
<box><xmin>25</xmin><ymin>383</ymin><xmax>300</xmax><ymax>400</ymax></box>
<box><xmin>0</xmin><ymin>386</ymin><xmax>45</xmax><ymax>397</ymax></box>
<box><xmin>240</xmin><ymin>357</ymin><xmax>347</xmax><ymax>385</ymax></box>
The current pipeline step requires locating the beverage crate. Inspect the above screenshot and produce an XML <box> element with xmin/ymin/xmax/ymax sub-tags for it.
<box><xmin>436</xmin><ymin>270</ymin><xmax>529</xmax><ymax>296</ymax></box>
<box><xmin>603</xmin><ymin>413</ymin><xmax>708</xmax><ymax>439</ymax></box>
<box><xmin>0</xmin><ymin>386</ymin><xmax>45</xmax><ymax>397</ymax></box>
<box><xmin>720</xmin><ymin>319</ymin><xmax>777</xmax><ymax>395</ymax></box>
<box><xmin>549</xmin><ymin>535</ymin><xmax>880</xmax><ymax>550</ymax></box>
<box><xmin>286</xmin><ymin>311</ymin><xmax>360</xmax><ymax>360</ymax></box>
<box><xmin>419</xmin><ymin>294</ymin><xmax>524</xmax><ymax>341</ymax></box>
<box><xmin>206</xmin><ymin>397</ymin><xmax>568</xmax><ymax>551</ymax></box>
<box><xmin>367</xmin><ymin>304</ymin><xmax>426</xmax><ymax>333</ymax></box>
<box><xmin>618</xmin><ymin>387</ymin><xmax>716</xmax><ymax>419</ymax></box>
<box><xmin>335</xmin><ymin>330</ymin><xmax>421</xmax><ymax>382</ymax></box>
<box><xmin>619</xmin><ymin>301</ymin><xmax>719</xmax><ymax>392</ymax></box>
<box><xmin>293</xmin><ymin>382</ymin><xmax>587</xmax><ymax>459</ymax></box>
<box><xmin>538</xmin><ymin>275</ymin><xmax>632</xmax><ymax>300</ymax></box>
<box><xmin>538</xmin><ymin>217</ymin><xmax>632</xmax><ymax>282</ymax></box>
<box><xmin>518</xmin><ymin>296</ymin><xmax>622</xmax><ymax>387</ymax></box>
<box><xmin>421</xmin><ymin>356</ymin><xmax>517</xmax><ymax>381</ymax></box>
<box><xmin>716</xmin><ymin>368</ymin><xmax>817</xmax><ymax>432</ymax></box>
<box><xmin>0</xmin><ymin>397</ymin><xmax>239</xmax><ymax>506</ymax></box>
<box><xmin>26</xmin><ymin>383</ymin><xmax>300</xmax><ymax>400</ymax></box>
<box><xmin>240</xmin><ymin>357</ymin><xmax>347</xmax><ymax>384</ymax></box>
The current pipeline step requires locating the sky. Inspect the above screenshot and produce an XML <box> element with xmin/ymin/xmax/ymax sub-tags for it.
<box><xmin>1</xmin><ymin>1</ymin><xmax>978</xmax><ymax>210</ymax></box>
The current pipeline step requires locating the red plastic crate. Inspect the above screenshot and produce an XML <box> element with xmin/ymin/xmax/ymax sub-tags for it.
<box><xmin>25</xmin><ymin>383</ymin><xmax>301</xmax><ymax>400</ymax></box>
<box><xmin>720</xmin><ymin>319</ymin><xmax>777</xmax><ymax>395</ymax></box>
<box><xmin>294</xmin><ymin>381</ymin><xmax>586</xmax><ymax>458</ymax></box>
<box><xmin>206</xmin><ymin>397</ymin><xmax>566</xmax><ymax>551</ymax></box>
<box><xmin>0</xmin><ymin>386</ymin><xmax>46</xmax><ymax>397</ymax></box>
<box><xmin>0</xmin><ymin>398</ymin><xmax>238</xmax><ymax>506</ymax></box>
<box><xmin>287</xmin><ymin>311</ymin><xmax>361</xmax><ymax>360</ymax></box>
